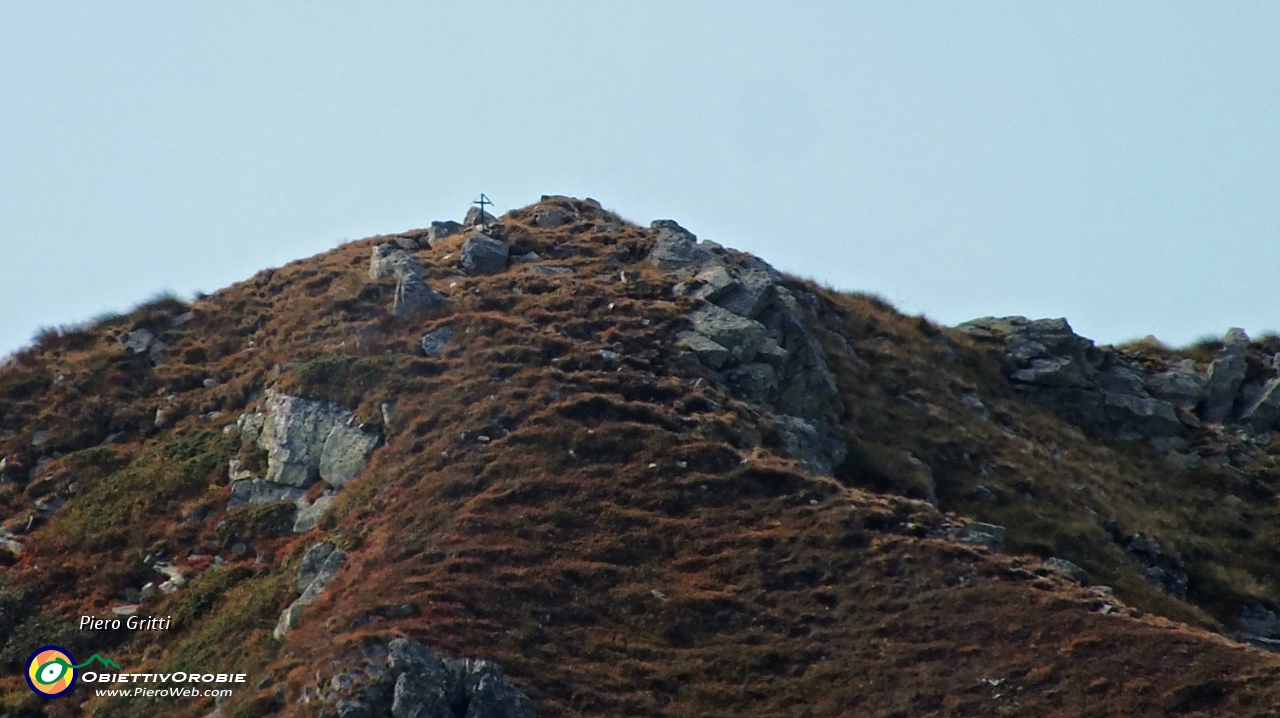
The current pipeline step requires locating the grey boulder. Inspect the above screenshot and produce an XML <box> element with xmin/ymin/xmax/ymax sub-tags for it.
<box><xmin>274</xmin><ymin>542</ymin><xmax>347</xmax><ymax>639</ymax></box>
<box><xmin>1241</xmin><ymin>377</ymin><xmax>1280</xmax><ymax>433</ymax></box>
<box><xmin>725</xmin><ymin>363</ymin><xmax>777</xmax><ymax>404</ymax></box>
<box><xmin>675</xmin><ymin>331</ymin><xmax>730</xmax><ymax>369</ymax></box>
<box><xmin>1102</xmin><ymin>393</ymin><xmax>1183</xmax><ymax>438</ymax></box>
<box><xmin>394</xmin><ymin>275</ymin><xmax>448</xmax><ymax>318</ymax></box>
<box><xmin>1010</xmin><ymin>356</ymin><xmax>1093</xmax><ymax>388</ymax></box>
<box><xmin>428</xmin><ymin>220</ymin><xmax>463</xmax><ymax>247</ymax></box>
<box><xmin>421</xmin><ymin>325</ymin><xmax>454</xmax><ymax>358</ymax></box>
<box><xmin>293</xmin><ymin>542</ymin><xmax>347</xmax><ymax>593</ymax></box>
<box><xmin>370</xmin><ymin>245</ymin><xmax>427</xmax><ymax>282</ymax></box>
<box><xmin>1202</xmin><ymin>328</ymin><xmax>1250</xmax><ymax>423</ymax></box>
<box><xmin>533</xmin><ymin>208</ymin><xmax>566</xmax><ymax>228</ymax></box>
<box><xmin>770</xmin><ymin>415</ymin><xmax>845</xmax><ymax>476</ymax></box>
<box><xmin>646</xmin><ymin>220</ymin><xmax>716</xmax><ymax>272</ymax></box>
<box><xmin>292</xmin><ymin>493</ymin><xmax>336</xmax><ymax>533</ymax></box>
<box><xmin>382</xmin><ymin>639</ymin><xmax>535</xmax><ymax>718</ymax></box>
<box><xmin>258</xmin><ymin>394</ymin><xmax>380</xmax><ymax>488</ymax></box>
<box><xmin>464</xmin><ymin>206</ymin><xmax>497</xmax><ymax>227</ymax></box>
<box><xmin>228</xmin><ymin>479</ymin><xmax>305</xmax><ymax>510</ymax></box>
<box><xmin>320</xmin><ymin>422</ymin><xmax>382</xmax><ymax>488</ymax></box>
<box><xmin>686</xmin><ymin>304</ymin><xmax>767</xmax><ymax>363</ymax></box>
<box><xmin>457</xmin><ymin>660</ymin><xmax>537</xmax><ymax>718</ymax></box>
<box><xmin>713</xmin><ymin>269</ymin><xmax>775</xmax><ymax>319</ymax></box>
<box><xmin>460</xmin><ymin>234</ymin><xmax>510</xmax><ymax>275</ymax></box>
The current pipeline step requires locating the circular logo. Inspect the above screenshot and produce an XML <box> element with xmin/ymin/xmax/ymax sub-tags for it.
<box><xmin>25</xmin><ymin>646</ymin><xmax>77</xmax><ymax>698</ymax></box>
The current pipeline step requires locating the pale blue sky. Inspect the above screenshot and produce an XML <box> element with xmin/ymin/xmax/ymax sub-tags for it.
<box><xmin>3</xmin><ymin>2</ymin><xmax>1278</xmax><ymax>356</ymax></box>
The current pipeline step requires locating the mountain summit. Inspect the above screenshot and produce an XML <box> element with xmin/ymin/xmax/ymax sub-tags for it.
<box><xmin>3</xmin><ymin>196</ymin><xmax>1280</xmax><ymax>717</ymax></box>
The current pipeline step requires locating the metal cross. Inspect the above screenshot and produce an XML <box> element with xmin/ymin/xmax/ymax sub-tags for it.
<box><xmin>473</xmin><ymin>193</ymin><xmax>493</xmax><ymax>222</ymax></box>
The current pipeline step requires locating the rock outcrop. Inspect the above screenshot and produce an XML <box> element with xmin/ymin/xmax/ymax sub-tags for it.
<box><xmin>1146</xmin><ymin>359</ymin><xmax>1206</xmax><ymax>411</ymax></box>
<box><xmin>646</xmin><ymin>220</ymin><xmax>845</xmax><ymax>475</ymax></box>
<box><xmin>463</xmin><ymin>206</ymin><xmax>497</xmax><ymax>227</ymax></box>
<box><xmin>957</xmin><ymin>319</ymin><xmax>1280</xmax><ymax>446</ymax></box>
<box><xmin>532</xmin><ymin>208</ymin><xmax>565</xmax><ymax>228</ymax></box>
<box><xmin>460</xmin><ymin>234</ymin><xmax>510</xmax><ymax>276</ymax></box>
<box><xmin>646</xmin><ymin>220</ymin><xmax>716</xmax><ymax>272</ymax></box>
<box><xmin>1203</xmin><ymin>327</ymin><xmax>1251</xmax><ymax>423</ymax></box>
<box><xmin>420</xmin><ymin>325</ymin><xmax>453</xmax><ymax>358</ymax></box>
<box><xmin>369</xmin><ymin>245</ymin><xmax>448</xmax><ymax>318</ymax></box>
<box><xmin>228</xmin><ymin>395</ymin><xmax>379</xmax><ymax>534</ymax></box>
<box><xmin>124</xmin><ymin>328</ymin><xmax>167</xmax><ymax>362</ymax></box>
<box><xmin>257</xmin><ymin>394</ymin><xmax>380</xmax><ymax>488</ymax></box>
<box><xmin>1242</xmin><ymin>378</ymin><xmax>1280</xmax><ymax>433</ymax></box>
<box><xmin>427</xmin><ymin>220</ymin><xmax>463</xmax><ymax>247</ymax></box>
<box><xmin>274</xmin><ymin>542</ymin><xmax>346</xmax><ymax>639</ymax></box>
<box><xmin>301</xmin><ymin>637</ymin><xmax>535</xmax><ymax>718</ymax></box>
<box><xmin>227</xmin><ymin>479</ymin><xmax>304</xmax><ymax>510</ymax></box>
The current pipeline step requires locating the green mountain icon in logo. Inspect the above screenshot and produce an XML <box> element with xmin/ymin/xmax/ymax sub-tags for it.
<box><xmin>71</xmin><ymin>654</ymin><xmax>121</xmax><ymax>670</ymax></box>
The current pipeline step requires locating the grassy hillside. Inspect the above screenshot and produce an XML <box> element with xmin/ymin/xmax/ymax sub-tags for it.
<box><xmin>2</xmin><ymin>197</ymin><xmax>1280</xmax><ymax>717</ymax></box>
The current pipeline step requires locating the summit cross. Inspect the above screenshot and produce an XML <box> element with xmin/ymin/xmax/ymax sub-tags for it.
<box><xmin>473</xmin><ymin>194</ymin><xmax>493</xmax><ymax>223</ymax></box>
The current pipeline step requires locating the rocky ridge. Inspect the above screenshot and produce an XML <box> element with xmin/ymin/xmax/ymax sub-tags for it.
<box><xmin>957</xmin><ymin>317</ymin><xmax>1280</xmax><ymax>470</ymax></box>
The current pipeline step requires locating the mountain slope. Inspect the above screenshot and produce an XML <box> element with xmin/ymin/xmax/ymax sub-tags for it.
<box><xmin>2</xmin><ymin>196</ymin><xmax>1280</xmax><ymax>717</ymax></box>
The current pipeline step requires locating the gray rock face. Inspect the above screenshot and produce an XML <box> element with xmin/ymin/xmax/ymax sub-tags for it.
<box><xmin>428</xmin><ymin>220</ymin><xmax>463</xmax><ymax>247</ymax></box>
<box><xmin>125</xmin><ymin>328</ymin><xmax>156</xmax><ymax>354</ymax></box>
<box><xmin>370</xmin><ymin>245</ymin><xmax>427</xmax><ymax>282</ymax></box>
<box><xmin>962</xmin><ymin>521</ymin><xmax>1005</xmax><ymax>550</ymax></box>
<box><xmin>457</xmin><ymin>660</ymin><xmax>537</xmax><ymax>718</ymax></box>
<box><xmin>394</xmin><ymin>275</ymin><xmax>448</xmax><ymax>319</ymax></box>
<box><xmin>1203</xmin><ymin>328</ymin><xmax>1251</xmax><ymax>423</ymax></box>
<box><xmin>532</xmin><ymin>208</ymin><xmax>565</xmax><ymax>228</ymax></box>
<box><xmin>725</xmin><ymin>363</ymin><xmax>777</xmax><ymax>404</ymax></box>
<box><xmin>958</xmin><ymin>317</ymin><xmax>1096</xmax><ymax>383</ymax></box>
<box><xmin>687</xmin><ymin>305</ymin><xmax>767</xmax><ymax>363</ymax></box>
<box><xmin>292</xmin><ymin>493</ymin><xmax>336</xmax><ymax>533</ymax></box>
<box><xmin>125</xmin><ymin>327</ymin><xmax>167</xmax><ymax>362</ymax></box>
<box><xmin>655</xmin><ymin>244</ymin><xmax>845</xmax><ymax>474</ymax></box>
<box><xmin>294</xmin><ymin>542</ymin><xmax>347</xmax><ymax>593</ymax></box>
<box><xmin>957</xmin><ymin>316</ymin><xmax>1192</xmax><ymax>441</ymax></box>
<box><xmin>714</xmin><ymin>269</ymin><xmax>775</xmax><ymax>320</ymax></box>
<box><xmin>1096</xmin><ymin>364</ymin><xmax>1148</xmax><ymax>395</ymax></box>
<box><xmin>765</xmin><ymin>288</ymin><xmax>842</xmax><ymax>419</ymax></box>
<box><xmin>1146</xmin><ymin>359</ymin><xmax>1206</xmax><ymax>411</ymax></box>
<box><xmin>769</xmin><ymin>416</ymin><xmax>846</xmax><ymax>476</ymax></box>
<box><xmin>464</xmin><ymin>206</ymin><xmax>497</xmax><ymax>227</ymax></box>
<box><xmin>227</xmin><ymin>479</ymin><xmax>305</xmax><ymax>510</ymax></box>
<box><xmin>274</xmin><ymin>542</ymin><xmax>347</xmax><ymax>639</ymax></box>
<box><xmin>460</xmin><ymin>234</ymin><xmax>510</xmax><ymax>275</ymax></box>
<box><xmin>1102</xmin><ymin>392</ymin><xmax>1183</xmax><ymax>438</ymax></box>
<box><xmin>675</xmin><ymin>331</ymin><xmax>730</xmax><ymax>369</ymax></box>
<box><xmin>645</xmin><ymin>220</ymin><xmax>716</xmax><ymax>272</ymax></box>
<box><xmin>1241</xmin><ymin>377</ymin><xmax>1280</xmax><ymax>433</ymax></box>
<box><xmin>309</xmin><ymin>638</ymin><xmax>536</xmax><ymax>718</ymax></box>
<box><xmin>320</xmin><ymin>422</ymin><xmax>382</xmax><ymax>488</ymax></box>
<box><xmin>421</xmin><ymin>325</ymin><xmax>454</xmax><ymax>358</ymax></box>
<box><xmin>370</xmin><ymin>245</ymin><xmax>448</xmax><ymax>317</ymax></box>
<box><xmin>674</xmin><ymin>264</ymin><xmax>737</xmax><ymax>302</ymax></box>
<box><xmin>0</xmin><ymin>528</ymin><xmax>23</xmax><ymax>557</ymax></box>
<box><xmin>258</xmin><ymin>394</ymin><xmax>380</xmax><ymax>488</ymax></box>
<box><xmin>237</xmin><ymin>411</ymin><xmax>265</xmax><ymax>447</ymax></box>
